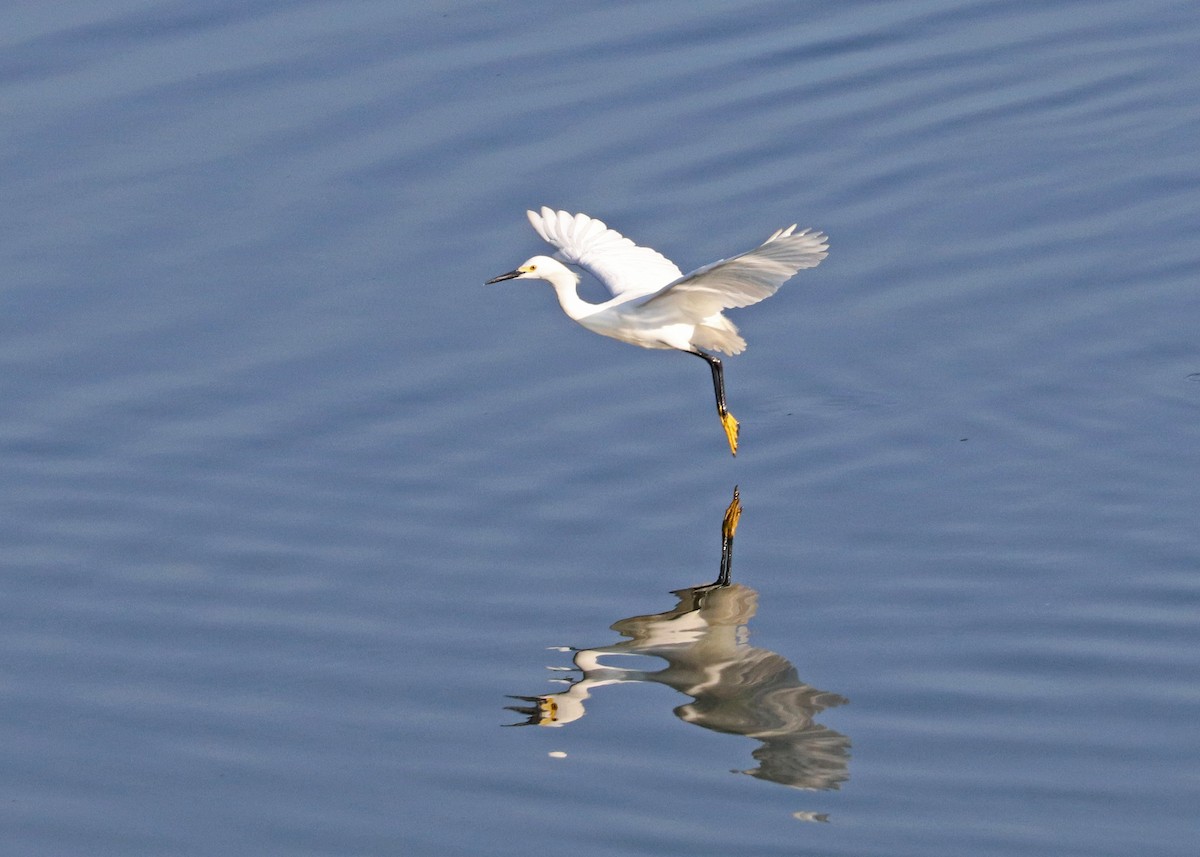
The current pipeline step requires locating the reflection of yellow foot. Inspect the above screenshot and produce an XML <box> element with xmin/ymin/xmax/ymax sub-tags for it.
<box><xmin>720</xmin><ymin>410</ymin><xmax>740</xmax><ymax>456</ymax></box>
<box><xmin>723</xmin><ymin>486</ymin><xmax>742</xmax><ymax>539</ymax></box>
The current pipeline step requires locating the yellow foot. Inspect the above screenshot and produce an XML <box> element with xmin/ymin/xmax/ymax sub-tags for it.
<box><xmin>720</xmin><ymin>410</ymin><xmax>740</xmax><ymax>456</ymax></box>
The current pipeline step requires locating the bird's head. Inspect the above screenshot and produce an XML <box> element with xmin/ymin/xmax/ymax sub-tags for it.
<box><xmin>485</xmin><ymin>255</ymin><xmax>576</xmax><ymax>285</ymax></box>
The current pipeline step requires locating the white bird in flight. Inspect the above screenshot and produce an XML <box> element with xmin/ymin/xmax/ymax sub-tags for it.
<box><xmin>486</xmin><ymin>207</ymin><xmax>829</xmax><ymax>455</ymax></box>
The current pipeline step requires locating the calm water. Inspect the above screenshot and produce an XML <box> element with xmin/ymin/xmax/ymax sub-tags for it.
<box><xmin>3</xmin><ymin>1</ymin><xmax>1198</xmax><ymax>855</ymax></box>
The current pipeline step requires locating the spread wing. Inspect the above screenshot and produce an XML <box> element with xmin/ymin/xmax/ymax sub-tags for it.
<box><xmin>527</xmin><ymin>207</ymin><xmax>684</xmax><ymax>298</ymax></box>
<box><xmin>636</xmin><ymin>226</ymin><xmax>829</xmax><ymax>319</ymax></box>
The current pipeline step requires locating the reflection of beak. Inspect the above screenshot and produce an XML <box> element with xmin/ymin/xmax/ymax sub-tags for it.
<box><xmin>502</xmin><ymin>695</ymin><xmax>560</xmax><ymax>727</ymax></box>
<box><xmin>485</xmin><ymin>269</ymin><xmax>521</xmax><ymax>284</ymax></box>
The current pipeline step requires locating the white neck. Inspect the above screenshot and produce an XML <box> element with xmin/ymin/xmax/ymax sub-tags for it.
<box><xmin>543</xmin><ymin>267</ymin><xmax>599</xmax><ymax>321</ymax></box>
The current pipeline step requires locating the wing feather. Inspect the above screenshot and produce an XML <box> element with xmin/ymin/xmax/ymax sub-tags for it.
<box><xmin>637</xmin><ymin>226</ymin><xmax>828</xmax><ymax>319</ymax></box>
<box><xmin>527</xmin><ymin>207</ymin><xmax>683</xmax><ymax>298</ymax></box>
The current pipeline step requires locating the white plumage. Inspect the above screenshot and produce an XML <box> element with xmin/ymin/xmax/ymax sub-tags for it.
<box><xmin>487</xmin><ymin>207</ymin><xmax>828</xmax><ymax>455</ymax></box>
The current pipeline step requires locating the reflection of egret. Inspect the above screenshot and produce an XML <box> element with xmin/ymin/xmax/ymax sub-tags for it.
<box><xmin>506</xmin><ymin>488</ymin><xmax>850</xmax><ymax>793</ymax></box>
<box><xmin>486</xmin><ymin>208</ymin><xmax>829</xmax><ymax>455</ymax></box>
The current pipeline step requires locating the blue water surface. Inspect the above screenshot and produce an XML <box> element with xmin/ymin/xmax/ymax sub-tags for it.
<box><xmin>2</xmin><ymin>1</ymin><xmax>1198</xmax><ymax>855</ymax></box>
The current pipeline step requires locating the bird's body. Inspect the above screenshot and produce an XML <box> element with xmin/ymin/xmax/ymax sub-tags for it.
<box><xmin>514</xmin><ymin>254</ymin><xmax>740</xmax><ymax>354</ymax></box>
<box><xmin>487</xmin><ymin>208</ymin><xmax>828</xmax><ymax>455</ymax></box>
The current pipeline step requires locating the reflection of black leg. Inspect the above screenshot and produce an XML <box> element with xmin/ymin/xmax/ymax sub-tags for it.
<box><xmin>690</xmin><ymin>350</ymin><xmax>739</xmax><ymax>455</ymax></box>
<box><xmin>715</xmin><ymin>486</ymin><xmax>741</xmax><ymax>586</ymax></box>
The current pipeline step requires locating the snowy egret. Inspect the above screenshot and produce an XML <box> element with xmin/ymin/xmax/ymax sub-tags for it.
<box><xmin>486</xmin><ymin>207</ymin><xmax>829</xmax><ymax>455</ymax></box>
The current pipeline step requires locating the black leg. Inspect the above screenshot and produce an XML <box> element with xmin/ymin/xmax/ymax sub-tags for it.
<box><xmin>691</xmin><ymin>350</ymin><xmax>728</xmax><ymax>416</ymax></box>
<box><xmin>691</xmin><ymin>350</ymin><xmax>739</xmax><ymax>455</ymax></box>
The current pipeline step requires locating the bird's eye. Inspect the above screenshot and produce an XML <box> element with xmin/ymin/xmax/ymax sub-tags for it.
<box><xmin>528</xmin><ymin>264</ymin><xmax>537</xmax><ymax>271</ymax></box>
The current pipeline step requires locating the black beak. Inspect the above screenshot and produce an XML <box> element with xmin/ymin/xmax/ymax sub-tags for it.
<box><xmin>485</xmin><ymin>269</ymin><xmax>521</xmax><ymax>285</ymax></box>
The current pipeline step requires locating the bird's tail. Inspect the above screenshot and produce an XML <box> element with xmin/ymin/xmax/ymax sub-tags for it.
<box><xmin>693</xmin><ymin>316</ymin><xmax>746</xmax><ymax>356</ymax></box>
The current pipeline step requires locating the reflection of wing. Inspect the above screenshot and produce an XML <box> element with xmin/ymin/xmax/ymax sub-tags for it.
<box><xmin>746</xmin><ymin>723</ymin><xmax>853</xmax><ymax>792</ymax></box>
<box><xmin>527</xmin><ymin>207</ymin><xmax>683</xmax><ymax>298</ymax></box>
<box><xmin>673</xmin><ymin>647</ymin><xmax>851</xmax><ymax>791</ymax></box>
<box><xmin>637</xmin><ymin>226</ymin><xmax>829</xmax><ymax>320</ymax></box>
